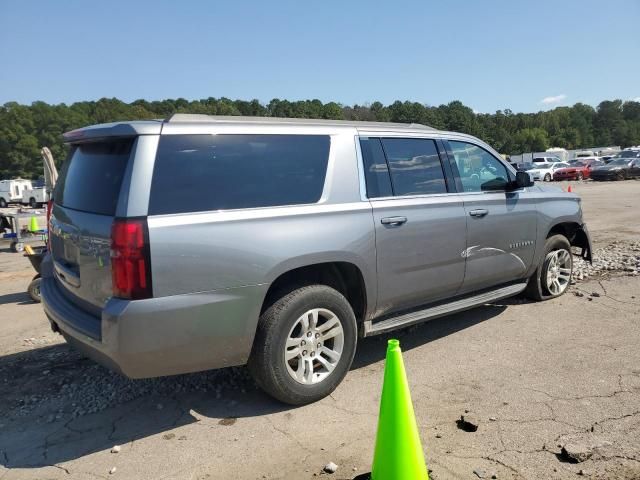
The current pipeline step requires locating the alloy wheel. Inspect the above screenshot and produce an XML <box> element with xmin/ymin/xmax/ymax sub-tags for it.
<box><xmin>545</xmin><ymin>249</ymin><xmax>572</xmax><ymax>295</ymax></box>
<box><xmin>284</xmin><ymin>308</ymin><xmax>344</xmax><ymax>385</ymax></box>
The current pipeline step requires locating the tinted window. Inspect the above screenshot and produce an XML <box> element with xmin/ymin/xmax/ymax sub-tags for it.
<box><xmin>380</xmin><ymin>138</ymin><xmax>447</xmax><ymax>196</ymax></box>
<box><xmin>149</xmin><ymin>134</ymin><xmax>330</xmax><ymax>215</ymax></box>
<box><xmin>359</xmin><ymin>138</ymin><xmax>392</xmax><ymax>198</ymax></box>
<box><xmin>449</xmin><ymin>141</ymin><xmax>509</xmax><ymax>192</ymax></box>
<box><xmin>55</xmin><ymin>140</ymin><xmax>133</xmax><ymax>215</ymax></box>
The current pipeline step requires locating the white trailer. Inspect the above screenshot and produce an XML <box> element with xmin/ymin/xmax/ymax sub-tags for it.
<box><xmin>0</xmin><ymin>179</ymin><xmax>33</xmax><ymax>208</ymax></box>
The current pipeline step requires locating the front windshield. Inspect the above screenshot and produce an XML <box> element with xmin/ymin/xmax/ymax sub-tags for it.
<box><xmin>608</xmin><ymin>159</ymin><xmax>630</xmax><ymax>166</ymax></box>
<box><xmin>554</xmin><ymin>163</ymin><xmax>570</xmax><ymax>169</ymax></box>
<box><xmin>570</xmin><ymin>162</ymin><xmax>585</xmax><ymax>167</ymax></box>
<box><xmin>616</xmin><ymin>151</ymin><xmax>639</xmax><ymax>159</ymax></box>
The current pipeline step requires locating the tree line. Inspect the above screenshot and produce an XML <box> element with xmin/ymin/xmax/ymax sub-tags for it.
<box><xmin>1</xmin><ymin>97</ymin><xmax>639</xmax><ymax>179</ymax></box>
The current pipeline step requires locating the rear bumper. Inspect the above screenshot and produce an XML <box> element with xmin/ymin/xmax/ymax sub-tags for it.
<box><xmin>40</xmin><ymin>256</ymin><xmax>266</xmax><ymax>378</ymax></box>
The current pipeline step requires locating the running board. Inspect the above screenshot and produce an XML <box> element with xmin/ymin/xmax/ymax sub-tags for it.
<box><xmin>363</xmin><ymin>282</ymin><xmax>528</xmax><ymax>337</ymax></box>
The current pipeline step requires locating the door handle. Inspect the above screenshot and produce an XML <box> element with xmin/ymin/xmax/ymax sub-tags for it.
<box><xmin>381</xmin><ymin>216</ymin><xmax>407</xmax><ymax>226</ymax></box>
<box><xmin>469</xmin><ymin>209</ymin><xmax>489</xmax><ymax>218</ymax></box>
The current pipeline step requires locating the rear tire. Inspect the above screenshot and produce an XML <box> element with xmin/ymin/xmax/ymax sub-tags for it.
<box><xmin>544</xmin><ymin>173</ymin><xmax>551</xmax><ymax>182</ymax></box>
<box><xmin>248</xmin><ymin>285</ymin><xmax>357</xmax><ymax>405</ymax></box>
<box><xmin>576</xmin><ymin>172</ymin><xmax>584</xmax><ymax>181</ymax></box>
<box><xmin>525</xmin><ymin>234</ymin><xmax>573</xmax><ymax>301</ymax></box>
<box><xmin>28</xmin><ymin>275</ymin><xmax>42</xmax><ymax>303</ymax></box>
<box><xmin>0</xmin><ymin>198</ymin><xmax>7</xmax><ymax>208</ymax></box>
<box><xmin>10</xmin><ymin>242</ymin><xmax>25</xmax><ymax>253</ymax></box>
<box><xmin>29</xmin><ymin>197</ymin><xmax>36</xmax><ymax>208</ymax></box>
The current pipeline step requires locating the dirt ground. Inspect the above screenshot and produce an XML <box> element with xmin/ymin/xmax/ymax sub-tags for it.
<box><xmin>0</xmin><ymin>180</ymin><xmax>639</xmax><ymax>480</ymax></box>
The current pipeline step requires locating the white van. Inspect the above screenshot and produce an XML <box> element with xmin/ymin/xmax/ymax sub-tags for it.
<box><xmin>0</xmin><ymin>179</ymin><xmax>33</xmax><ymax>208</ymax></box>
<box><xmin>21</xmin><ymin>185</ymin><xmax>50</xmax><ymax>208</ymax></box>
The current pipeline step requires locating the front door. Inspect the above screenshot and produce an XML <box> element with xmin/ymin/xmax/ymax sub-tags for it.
<box><xmin>359</xmin><ymin>136</ymin><xmax>467</xmax><ymax>317</ymax></box>
<box><xmin>445</xmin><ymin>139</ymin><xmax>538</xmax><ymax>293</ymax></box>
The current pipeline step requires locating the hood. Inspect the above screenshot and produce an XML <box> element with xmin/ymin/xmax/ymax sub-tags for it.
<box><xmin>533</xmin><ymin>184</ymin><xmax>565</xmax><ymax>194</ymax></box>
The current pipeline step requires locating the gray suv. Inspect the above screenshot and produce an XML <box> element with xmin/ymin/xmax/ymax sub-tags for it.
<box><xmin>41</xmin><ymin>115</ymin><xmax>592</xmax><ymax>405</ymax></box>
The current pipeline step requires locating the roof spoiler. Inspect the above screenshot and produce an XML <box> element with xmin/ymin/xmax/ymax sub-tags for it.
<box><xmin>63</xmin><ymin>120</ymin><xmax>163</xmax><ymax>143</ymax></box>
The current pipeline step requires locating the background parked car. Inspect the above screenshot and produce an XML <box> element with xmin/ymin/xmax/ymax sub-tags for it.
<box><xmin>531</xmin><ymin>156</ymin><xmax>562</xmax><ymax>166</ymax></box>
<box><xmin>611</xmin><ymin>149</ymin><xmax>640</xmax><ymax>161</ymax></box>
<box><xmin>553</xmin><ymin>161</ymin><xmax>602</xmax><ymax>181</ymax></box>
<box><xmin>590</xmin><ymin>158</ymin><xmax>640</xmax><ymax>181</ymax></box>
<box><xmin>573</xmin><ymin>150</ymin><xmax>596</xmax><ymax>159</ymax></box>
<box><xmin>526</xmin><ymin>161</ymin><xmax>570</xmax><ymax>181</ymax></box>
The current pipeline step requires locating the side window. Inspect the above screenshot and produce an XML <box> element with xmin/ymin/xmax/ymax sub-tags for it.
<box><xmin>149</xmin><ymin>134</ymin><xmax>330</xmax><ymax>215</ymax></box>
<box><xmin>359</xmin><ymin>138</ymin><xmax>393</xmax><ymax>198</ymax></box>
<box><xmin>380</xmin><ymin>138</ymin><xmax>447</xmax><ymax>196</ymax></box>
<box><xmin>448</xmin><ymin>141</ymin><xmax>509</xmax><ymax>192</ymax></box>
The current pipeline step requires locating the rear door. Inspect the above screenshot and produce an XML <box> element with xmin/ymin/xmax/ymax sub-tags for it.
<box><xmin>49</xmin><ymin>139</ymin><xmax>135</xmax><ymax>313</ymax></box>
<box><xmin>443</xmin><ymin>139</ymin><xmax>538</xmax><ymax>293</ymax></box>
<box><xmin>360</xmin><ymin>136</ymin><xmax>467</xmax><ymax>317</ymax></box>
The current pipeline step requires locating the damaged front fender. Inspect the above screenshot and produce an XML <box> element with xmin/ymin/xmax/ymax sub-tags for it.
<box><xmin>573</xmin><ymin>224</ymin><xmax>593</xmax><ymax>264</ymax></box>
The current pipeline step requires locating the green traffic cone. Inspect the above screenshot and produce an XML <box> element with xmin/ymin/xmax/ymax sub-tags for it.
<box><xmin>371</xmin><ymin>339</ymin><xmax>429</xmax><ymax>480</ymax></box>
<box><xmin>29</xmin><ymin>216</ymin><xmax>39</xmax><ymax>232</ymax></box>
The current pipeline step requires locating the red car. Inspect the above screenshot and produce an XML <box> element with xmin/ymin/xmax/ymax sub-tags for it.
<box><xmin>553</xmin><ymin>161</ymin><xmax>601</xmax><ymax>181</ymax></box>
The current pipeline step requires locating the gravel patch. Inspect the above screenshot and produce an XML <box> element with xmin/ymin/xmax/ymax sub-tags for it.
<box><xmin>1</xmin><ymin>346</ymin><xmax>258</xmax><ymax>421</ymax></box>
<box><xmin>573</xmin><ymin>240</ymin><xmax>640</xmax><ymax>282</ymax></box>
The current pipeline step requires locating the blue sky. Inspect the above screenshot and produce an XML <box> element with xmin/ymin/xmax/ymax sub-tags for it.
<box><xmin>1</xmin><ymin>0</ymin><xmax>638</xmax><ymax>113</ymax></box>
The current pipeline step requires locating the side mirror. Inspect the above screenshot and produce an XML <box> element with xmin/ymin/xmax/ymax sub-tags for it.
<box><xmin>510</xmin><ymin>171</ymin><xmax>534</xmax><ymax>190</ymax></box>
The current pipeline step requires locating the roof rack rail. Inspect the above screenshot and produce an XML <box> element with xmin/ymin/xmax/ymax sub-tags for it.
<box><xmin>164</xmin><ymin>113</ymin><xmax>434</xmax><ymax>130</ymax></box>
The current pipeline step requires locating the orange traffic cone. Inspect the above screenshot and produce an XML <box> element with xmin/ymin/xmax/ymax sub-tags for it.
<box><xmin>567</xmin><ymin>185</ymin><xmax>572</xmax><ymax>193</ymax></box>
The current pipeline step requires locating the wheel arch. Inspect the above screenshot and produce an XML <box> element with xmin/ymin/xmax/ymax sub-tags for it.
<box><xmin>547</xmin><ymin>221</ymin><xmax>592</xmax><ymax>263</ymax></box>
<box><xmin>261</xmin><ymin>260</ymin><xmax>372</xmax><ymax>326</ymax></box>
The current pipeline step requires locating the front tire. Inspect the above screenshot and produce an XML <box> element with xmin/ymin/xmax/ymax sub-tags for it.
<box><xmin>0</xmin><ymin>198</ymin><xmax>7</xmax><ymax>208</ymax></box>
<box><xmin>248</xmin><ymin>285</ymin><xmax>357</xmax><ymax>405</ymax></box>
<box><xmin>29</xmin><ymin>197</ymin><xmax>36</xmax><ymax>208</ymax></box>
<box><xmin>576</xmin><ymin>172</ymin><xmax>584</xmax><ymax>181</ymax></box>
<box><xmin>525</xmin><ymin>235</ymin><xmax>573</xmax><ymax>301</ymax></box>
<box><xmin>544</xmin><ymin>173</ymin><xmax>551</xmax><ymax>182</ymax></box>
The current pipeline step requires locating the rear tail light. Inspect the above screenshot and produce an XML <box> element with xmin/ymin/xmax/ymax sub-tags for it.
<box><xmin>111</xmin><ymin>218</ymin><xmax>152</xmax><ymax>299</ymax></box>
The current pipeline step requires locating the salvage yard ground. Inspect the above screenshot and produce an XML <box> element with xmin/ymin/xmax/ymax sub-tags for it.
<box><xmin>1</xmin><ymin>180</ymin><xmax>639</xmax><ymax>480</ymax></box>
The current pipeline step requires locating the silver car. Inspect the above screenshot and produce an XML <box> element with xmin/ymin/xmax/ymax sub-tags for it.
<box><xmin>41</xmin><ymin>115</ymin><xmax>592</xmax><ymax>405</ymax></box>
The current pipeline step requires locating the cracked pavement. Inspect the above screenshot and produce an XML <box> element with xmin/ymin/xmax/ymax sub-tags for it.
<box><xmin>0</xmin><ymin>180</ymin><xmax>639</xmax><ymax>480</ymax></box>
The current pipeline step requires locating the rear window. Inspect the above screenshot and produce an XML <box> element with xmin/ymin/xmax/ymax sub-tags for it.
<box><xmin>381</xmin><ymin>138</ymin><xmax>447</xmax><ymax>196</ymax></box>
<box><xmin>149</xmin><ymin>134</ymin><xmax>330</xmax><ymax>215</ymax></box>
<box><xmin>55</xmin><ymin>140</ymin><xmax>133</xmax><ymax>216</ymax></box>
